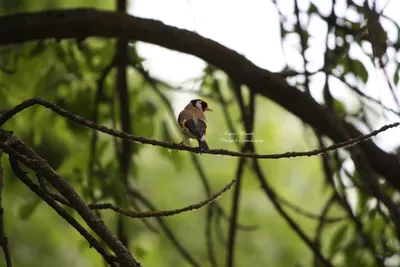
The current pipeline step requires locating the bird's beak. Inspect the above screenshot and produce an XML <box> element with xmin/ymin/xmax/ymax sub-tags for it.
<box><xmin>206</xmin><ymin>107</ymin><xmax>213</xmax><ymax>111</ymax></box>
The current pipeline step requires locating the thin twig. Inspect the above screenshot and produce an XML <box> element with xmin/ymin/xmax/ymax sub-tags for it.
<box><xmin>215</xmin><ymin>213</ymin><xmax>227</xmax><ymax>247</ymax></box>
<box><xmin>9</xmin><ymin>158</ymin><xmax>118</xmax><ymax>267</ymax></box>
<box><xmin>331</xmin><ymin>149</ymin><xmax>384</xmax><ymax>267</ymax></box>
<box><xmin>0</xmin><ymin>8</ymin><xmax>399</xmax><ymax>188</ymax></box>
<box><xmin>127</xmin><ymin>194</ymin><xmax>159</xmax><ymax>234</ymax></box>
<box><xmin>278</xmin><ymin>195</ymin><xmax>344</xmax><ymax>223</ymax></box>
<box><xmin>189</xmin><ymin>153</ymin><xmax>220</xmax><ymax>267</ymax></box>
<box><xmin>114</xmin><ymin>0</ymin><xmax>132</xmax><ymax>248</ymax></box>
<box><xmin>89</xmin><ymin>179</ymin><xmax>235</xmax><ymax>218</ymax></box>
<box><xmin>314</xmin><ymin>194</ymin><xmax>338</xmax><ymax>266</ymax></box>
<box><xmin>128</xmin><ymin>188</ymin><xmax>201</xmax><ymax>267</ymax></box>
<box><xmin>88</xmin><ymin>58</ymin><xmax>115</xmax><ymax>203</ymax></box>
<box><xmin>226</xmin><ymin>88</ymin><xmax>255</xmax><ymax>267</ymax></box>
<box><xmin>212</xmin><ymin>70</ymin><xmax>238</xmax><ymax>149</ymax></box>
<box><xmin>332</xmin><ymin>74</ymin><xmax>400</xmax><ymax>116</ymax></box>
<box><xmin>206</xmin><ymin>203</ymin><xmax>218</xmax><ymax>267</ymax></box>
<box><xmin>294</xmin><ymin>0</ymin><xmax>311</xmax><ymax>94</ymax></box>
<box><xmin>1</xmin><ymin>97</ymin><xmax>398</xmax><ymax>160</ymax></box>
<box><xmin>0</xmin><ymin>131</ymin><xmax>140</xmax><ymax>267</ymax></box>
<box><xmin>226</xmin><ymin>156</ymin><xmax>246</xmax><ymax>267</ymax></box>
<box><xmin>87</xmin><ymin>57</ymin><xmax>116</xmax><ymax>267</ymax></box>
<box><xmin>36</xmin><ymin>173</ymin><xmax>71</xmax><ymax>206</ymax></box>
<box><xmin>252</xmin><ymin>159</ymin><xmax>334</xmax><ymax>267</ymax></box>
<box><xmin>214</xmin><ymin>205</ymin><xmax>257</xmax><ymax>231</ymax></box>
<box><xmin>0</xmin><ymin>151</ymin><xmax>12</xmax><ymax>267</ymax></box>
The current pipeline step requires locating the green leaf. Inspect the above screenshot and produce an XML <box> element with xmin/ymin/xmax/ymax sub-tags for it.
<box><xmin>128</xmin><ymin>45</ymin><xmax>146</xmax><ymax>67</ymax></box>
<box><xmin>29</xmin><ymin>41</ymin><xmax>47</xmax><ymax>58</ymax></box>
<box><xmin>30</xmin><ymin>128</ymin><xmax>72</xmax><ymax>170</ymax></box>
<box><xmin>19</xmin><ymin>196</ymin><xmax>41</xmax><ymax>221</ymax></box>
<box><xmin>344</xmin><ymin>241</ymin><xmax>361</xmax><ymax>267</ymax></box>
<box><xmin>352</xmin><ymin>59</ymin><xmax>368</xmax><ymax>83</ymax></box>
<box><xmin>333</xmin><ymin>99</ymin><xmax>347</xmax><ymax>118</ymax></box>
<box><xmin>309</xmin><ymin>3</ymin><xmax>318</xmax><ymax>14</ymax></box>
<box><xmin>132</xmin><ymin>98</ymin><xmax>158</xmax><ymax>138</ymax></box>
<box><xmin>367</xmin><ymin>12</ymin><xmax>388</xmax><ymax>59</ymax></box>
<box><xmin>328</xmin><ymin>224</ymin><xmax>349</xmax><ymax>258</ymax></box>
<box><xmin>144</xmin><ymin>99</ymin><xmax>157</xmax><ymax>117</ymax></box>
<box><xmin>394</xmin><ymin>69</ymin><xmax>399</xmax><ymax>86</ymax></box>
<box><xmin>356</xmin><ymin>190</ymin><xmax>369</xmax><ymax>214</ymax></box>
<box><xmin>134</xmin><ymin>245</ymin><xmax>149</xmax><ymax>259</ymax></box>
<box><xmin>367</xmin><ymin>207</ymin><xmax>379</xmax><ymax>220</ymax></box>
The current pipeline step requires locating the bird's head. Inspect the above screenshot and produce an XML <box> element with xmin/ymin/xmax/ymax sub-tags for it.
<box><xmin>190</xmin><ymin>99</ymin><xmax>213</xmax><ymax>113</ymax></box>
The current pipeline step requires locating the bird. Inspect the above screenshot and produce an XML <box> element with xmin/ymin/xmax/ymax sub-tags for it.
<box><xmin>178</xmin><ymin>99</ymin><xmax>212</xmax><ymax>151</ymax></box>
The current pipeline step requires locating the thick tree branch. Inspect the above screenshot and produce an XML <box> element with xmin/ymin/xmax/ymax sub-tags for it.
<box><xmin>9</xmin><ymin>159</ymin><xmax>118</xmax><ymax>267</ymax></box>
<box><xmin>0</xmin><ymin>9</ymin><xmax>398</xmax><ymax>191</ymax></box>
<box><xmin>0</xmin><ymin>130</ymin><xmax>140</xmax><ymax>267</ymax></box>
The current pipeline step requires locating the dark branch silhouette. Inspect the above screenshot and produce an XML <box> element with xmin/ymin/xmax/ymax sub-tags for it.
<box><xmin>0</xmin><ymin>130</ymin><xmax>140</xmax><ymax>267</ymax></box>
<box><xmin>0</xmin><ymin>9</ymin><xmax>400</xmax><ymax>190</ymax></box>
<box><xmin>0</xmin><ymin>151</ymin><xmax>12</xmax><ymax>267</ymax></box>
<box><xmin>9</xmin><ymin>159</ymin><xmax>118</xmax><ymax>267</ymax></box>
<box><xmin>0</xmin><ymin>97</ymin><xmax>398</xmax><ymax>162</ymax></box>
<box><xmin>88</xmin><ymin>179</ymin><xmax>235</xmax><ymax>218</ymax></box>
<box><xmin>0</xmin><ymin>5</ymin><xmax>399</xmax><ymax>267</ymax></box>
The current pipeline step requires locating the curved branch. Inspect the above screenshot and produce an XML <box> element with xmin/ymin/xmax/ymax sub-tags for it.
<box><xmin>128</xmin><ymin>188</ymin><xmax>201</xmax><ymax>267</ymax></box>
<box><xmin>89</xmin><ymin>179</ymin><xmax>236</xmax><ymax>218</ymax></box>
<box><xmin>0</xmin><ymin>9</ymin><xmax>400</xmax><ymax>190</ymax></box>
<box><xmin>252</xmin><ymin>160</ymin><xmax>334</xmax><ymax>267</ymax></box>
<box><xmin>9</xmin><ymin>159</ymin><xmax>118</xmax><ymax>267</ymax></box>
<box><xmin>0</xmin><ymin>130</ymin><xmax>140</xmax><ymax>267</ymax></box>
<box><xmin>0</xmin><ymin>97</ymin><xmax>398</xmax><ymax>162</ymax></box>
<box><xmin>0</xmin><ymin>9</ymin><xmax>399</xmax><ymax>190</ymax></box>
<box><xmin>277</xmin><ymin>195</ymin><xmax>345</xmax><ymax>223</ymax></box>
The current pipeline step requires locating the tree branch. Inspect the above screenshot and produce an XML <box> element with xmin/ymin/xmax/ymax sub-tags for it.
<box><xmin>9</xmin><ymin>159</ymin><xmax>118</xmax><ymax>267</ymax></box>
<box><xmin>128</xmin><ymin>188</ymin><xmax>201</xmax><ymax>267</ymax></box>
<box><xmin>0</xmin><ymin>130</ymin><xmax>140</xmax><ymax>267</ymax></box>
<box><xmin>0</xmin><ymin>9</ymin><xmax>399</xmax><ymax>190</ymax></box>
<box><xmin>0</xmin><ymin>97</ymin><xmax>398</xmax><ymax>162</ymax></box>
<box><xmin>89</xmin><ymin>179</ymin><xmax>235</xmax><ymax>218</ymax></box>
<box><xmin>252</xmin><ymin>159</ymin><xmax>333</xmax><ymax>267</ymax></box>
<box><xmin>115</xmin><ymin>0</ymin><xmax>132</xmax><ymax>249</ymax></box>
<box><xmin>277</xmin><ymin>195</ymin><xmax>344</xmax><ymax>223</ymax></box>
<box><xmin>0</xmin><ymin>151</ymin><xmax>12</xmax><ymax>267</ymax></box>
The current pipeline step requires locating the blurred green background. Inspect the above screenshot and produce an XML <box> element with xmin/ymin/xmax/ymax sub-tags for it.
<box><xmin>0</xmin><ymin>0</ymin><xmax>383</xmax><ymax>267</ymax></box>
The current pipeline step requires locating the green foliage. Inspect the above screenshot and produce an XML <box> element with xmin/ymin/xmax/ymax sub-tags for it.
<box><xmin>394</xmin><ymin>67</ymin><xmax>399</xmax><ymax>86</ymax></box>
<box><xmin>333</xmin><ymin>99</ymin><xmax>347</xmax><ymax>118</ymax></box>
<box><xmin>0</xmin><ymin>1</ymin><xmax>399</xmax><ymax>267</ymax></box>
<box><xmin>351</xmin><ymin>59</ymin><xmax>369</xmax><ymax>84</ymax></box>
<box><xmin>328</xmin><ymin>224</ymin><xmax>349</xmax><ymax>258</ymax></box>
<box><xmin>337</xmin><ymin>57</ymin><xmax>369</xmax><ymax>84</ymax></box>
<box><xmin>18</xmin><ymin>194</ymin><xmax>41</xmax><ymax>221</ymax></box>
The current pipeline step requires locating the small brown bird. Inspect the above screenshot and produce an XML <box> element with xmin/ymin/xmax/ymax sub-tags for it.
<box><xmin>178</xmin><ymin>99</ymin><xmax>212</xmax><ymax>151</ymax></box>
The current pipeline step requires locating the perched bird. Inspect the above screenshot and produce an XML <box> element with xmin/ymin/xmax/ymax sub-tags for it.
<box><xmin>178</xmin><ymin>99</ymin><xmax>212</xmax><ymax>151</ymax></box>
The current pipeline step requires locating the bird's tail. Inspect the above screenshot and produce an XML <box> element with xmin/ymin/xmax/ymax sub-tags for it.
<box><xmin>198</xmin><ymin>139</ymin><xmax>209</xmax><ymax>151</ymax></box>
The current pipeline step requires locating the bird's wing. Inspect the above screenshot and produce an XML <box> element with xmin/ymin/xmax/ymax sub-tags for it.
<box><xmin>181</xmin><ymin>118</ymin><xmax>207</xmax><ymax>140</ymax></box>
